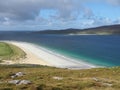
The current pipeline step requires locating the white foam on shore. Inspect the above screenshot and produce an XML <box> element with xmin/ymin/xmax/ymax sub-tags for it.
<box><xmin>2</xmin><ymin>40</ymin><xmax>98</xmax><ymax>69</ymax></box>
<box><xmin>33</xmin><ymin>44</ymin><xmax>97</xmax><ymax>69</ymax></box>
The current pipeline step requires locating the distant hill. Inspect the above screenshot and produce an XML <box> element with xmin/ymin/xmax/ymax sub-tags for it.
<box><xmin>37</xmin><ymin>24</ymin><xmax>120</xmax><ymax>35</ymax></box>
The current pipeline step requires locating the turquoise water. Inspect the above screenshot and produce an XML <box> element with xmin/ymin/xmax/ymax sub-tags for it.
<box><xmin>0</xmin><ymin>32</ymin><xmax>120</xmax><ymax>67</ymax></box>
<box><xmin>36</xmin><ymin>43</ymin><xmax>113</xmax><ymax>67</ymax></box>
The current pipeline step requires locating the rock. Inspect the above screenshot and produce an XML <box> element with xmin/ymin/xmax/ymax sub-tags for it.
<box><xmin>8</xmin><ymin>80</ymin><xmax>20</xmax><ymax>85</ymax></box>
<box><xmin>8</xmin><ymin>80</ymin><xmax>31</xmax><ymax>85</ymax></box>
<box><xmin>92</xmin><ymin>77</ymin><xmax>113</xmax><ymax>87</ymax></box>
<box><xmin>92</xmin><ymin>77</ymin><xmax>99</xmax><ymax>82</ymax></box>
<box><xmin>53</xmin><ymin>77</ymin><xmax>63</xmax><ymax>80</ymax></box>
<box><xmin>11</xmin><ymin>75</ymin><xmax>17</xmax><ymax>79</ymax></box>
<box><xmin>18</xmin><ymin>80</ymin><xmax>31</xmax><ymax>85</ymax></box>
<box><xmin>15</xmin><ymin>72</ymin><xmax>24</xmax><ymax>77</ymax></box>
<box><xmin>102</xmin><ymin>83</ymin><xmax>113</xmax><ymax>87</ymax></box>
<box><xmin>11</xmin><ymin>72</ymin><xmax>24</xmax><ymax>78</ymax></box>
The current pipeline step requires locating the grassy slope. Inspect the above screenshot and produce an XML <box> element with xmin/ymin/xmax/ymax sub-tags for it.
<box><xmin>0</xmin><ymin>65</ymin><xmax>119</xmax><ymax>90</ymax></box>
<box><xmin>0</xmin><ymin>42</ymin><xmax>26</xmax><ymax>61</ymax></box>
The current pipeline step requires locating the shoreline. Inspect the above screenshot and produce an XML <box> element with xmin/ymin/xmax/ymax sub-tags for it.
<box><xmin>1</xmin><ymin>40</ymin><xmax>98</xmax><ymax>69</ymax></box>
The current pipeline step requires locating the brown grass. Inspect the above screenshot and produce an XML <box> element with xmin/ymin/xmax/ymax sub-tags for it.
<box><xmin>0</xmin><ymin>65</ymin><xmax>119</xmax><ymax>90</ymax></box>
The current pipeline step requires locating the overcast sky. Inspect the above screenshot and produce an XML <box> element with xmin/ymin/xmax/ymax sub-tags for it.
<box><xmin>0</xmin><ymin>0</ymin><xmax>120</xmax><ymax>31</ymax></box>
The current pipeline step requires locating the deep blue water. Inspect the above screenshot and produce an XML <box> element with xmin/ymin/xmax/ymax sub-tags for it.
<box><xmin>0</xmin><ymin>31</ymin><xmax>120</xmax><ymax>67</ymax></box>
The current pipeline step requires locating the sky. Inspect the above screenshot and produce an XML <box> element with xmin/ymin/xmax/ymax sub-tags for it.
<box><xmin>0</xmin><ymin>0</ymin><xmax>120</xmax><ymax>31</ymax></box>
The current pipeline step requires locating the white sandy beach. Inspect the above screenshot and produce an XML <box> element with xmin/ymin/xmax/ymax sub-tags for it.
<box><xmin>1</xmin><ymin>41</ymin><xmax>97</xmax><ymax>69</ymax></box>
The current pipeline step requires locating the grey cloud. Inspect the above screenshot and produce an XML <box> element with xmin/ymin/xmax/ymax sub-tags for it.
<box><xmin>0</xmin><ymin>0</ymin><xmax>84</xmax><ymax>22</ymax></box>
<box><xmin>0</xmin><ymin>0</ymin><xmax>119</xmax><ymax>30</ymax></box>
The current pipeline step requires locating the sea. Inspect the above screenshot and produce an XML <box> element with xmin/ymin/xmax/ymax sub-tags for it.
<box><xmin>0</xmin><ymin>31</ymin><xmax>120</xmax><ymax>67</ymax></box>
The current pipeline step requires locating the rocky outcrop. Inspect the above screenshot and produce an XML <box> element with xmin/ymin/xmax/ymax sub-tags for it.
<box><xmin>8</xmin><ymin>80</ymin><xmax>31</xmax><ymax>85</ymax></box>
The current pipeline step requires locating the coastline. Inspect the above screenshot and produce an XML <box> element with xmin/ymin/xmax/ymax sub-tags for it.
<box><xmin>1</xmin><ymin>41</ymin><xmax>97</xmax><ymax>69</ymax></box>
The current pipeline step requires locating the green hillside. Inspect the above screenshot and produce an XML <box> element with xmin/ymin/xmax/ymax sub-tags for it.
<box><xmin>37</xmin><ymin>24</ymin><xmax>120</xmax><ymax>35</ymax></box>
<box><xmin>0</xmin><ymin>42</ymin><xmax>26</xmax><ymax>62</ymax></box>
